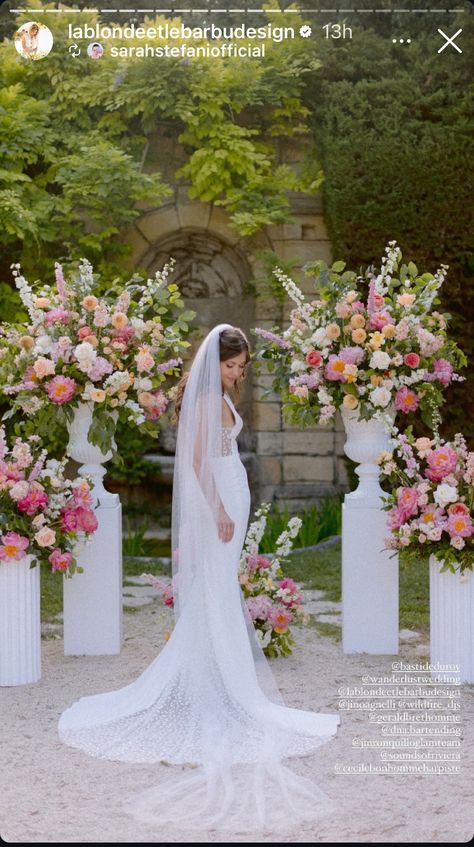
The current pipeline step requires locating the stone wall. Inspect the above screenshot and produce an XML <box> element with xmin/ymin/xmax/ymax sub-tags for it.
<box><xmin>125</xmin><ymin>134</ymin><xmax>350</xmax><ymax>511</ymax></box>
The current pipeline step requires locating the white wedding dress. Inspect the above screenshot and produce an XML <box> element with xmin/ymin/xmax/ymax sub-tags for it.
<box><xmin>58</xmin><ymin>379</ymin><xmax>340</xmax><ymax>834</ymax></box>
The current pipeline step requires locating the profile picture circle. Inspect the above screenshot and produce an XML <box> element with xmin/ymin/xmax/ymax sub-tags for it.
<box><xmin>14</xmin><ymin>21</ymin><xmax>53</xmax><ymax>60</ymax></box>
<box><xmin>87</xmin><ymin>42</ymin><xmax>104</xmax><ymax>59</ymax></box>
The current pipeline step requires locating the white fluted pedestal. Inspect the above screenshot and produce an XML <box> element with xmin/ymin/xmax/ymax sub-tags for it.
<box><xmin>429</xmin><ymin>556</ymin><xmax>473</xmax><ymax>684</ymax></box>
<box><xmin>341</xmin><ymin>407</ymin><xmax>399</xmax><ymax>655</ymax></box>
<box><xmin>0</xmin><ymin>555</ymin><xmax>41</xmax><ymax>686</ymax></box>
<box><xmin>63</xmin><ymin>402</ymin><xmax>123</xmax><ymax>656</ymax></box>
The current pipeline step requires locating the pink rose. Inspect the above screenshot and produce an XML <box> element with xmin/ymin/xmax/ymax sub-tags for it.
<box><xmin>306</xmin><ymin>350</ymin><xmax>323</xmax><ymax>367</ymax></box>
<box><xmin>404</xmin><ymin>352</ymin><xmax>420</xmax><ymax>369</ymax></box>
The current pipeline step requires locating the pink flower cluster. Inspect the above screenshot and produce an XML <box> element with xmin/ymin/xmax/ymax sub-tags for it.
<box><xmin>382</xmin><ymin>434</ymin><xmax>474</xmax><ymax>557</ymax></box>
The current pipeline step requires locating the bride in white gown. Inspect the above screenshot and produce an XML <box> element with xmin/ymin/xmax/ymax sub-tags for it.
<box><xmin>58</xmin><ymin>323</ymin><xmax>340</xmax><ymax>835</ymax></box>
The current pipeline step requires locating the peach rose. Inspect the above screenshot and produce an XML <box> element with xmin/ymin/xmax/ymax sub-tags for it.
<box><xmin>82</xmin><ymin>295</ymin><xmax>99</xmax><ymax>312</ymax></box>
<box><xmin>350</xmin><ymin>314</ymin><xmax>366</xmax><ymax>329</ymax></box>
<box><xmin>326</xmin><ymin>323</ymin><xmax>341</xmax><ymax>340</ymax></box>
<box><xmin>397</xmin><ymin>292</ymin><xmax>416</xmax><ymax>307</ymax></box>
<box><xmin>33</xmin><ymin>356</ymin><xmax>56</xmax><ymax>379</ymax></box>
<box><xmin>90</xmin><ymin>389</ymin><xmax>106</xmax><ymax>403</ymax></box>
<box><xmin>19</xmin><ymin>335</ymin><xmax>34</xmax><ymax>350</ymax></box>
<box><xmin>343</xmin><ymin>394</ymin><xmax>359</xmax><ymax>410</ymax></box>
<box><xmin>111</xmin><ymin>312</ymin><xmax>128</xmax><ymax>330</ymax></box>
<box><xmin>352</xmin><ymin>328</ymin><xmax>367</xmax><ymax>344</ymax></box>
<box><xmin>35</xmin><ymin>527</ymin><xmax>56</xmax><ymax>547</ymax></box>
<box><xmin>137</xmin><ymin>391</ymin><xmax>154</xmax><ymax>409</ymax></box>
<box><xmin>35</xmin><ymin>297</ymin><xmax>50</xmax><ymax>309</ymax></box>
<box><xmin>382</xmin><ymin>324</ymin><xmax>396</xmax><ymax>339</ymax></box>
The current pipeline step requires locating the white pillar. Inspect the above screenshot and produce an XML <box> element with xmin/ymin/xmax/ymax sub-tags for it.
<box><xmin>0</xmin><ymin>556</ymin><xmax>41</xmax><ymax>685</ymax></box>
<box><xmin>341</xmin><ymin>407</ymin><xmax>399</xmax><ymax>655</ymax></box>
<box><xmin>63</xmin><ymin>403</ymin><xmax>123</xmax><ymax>655</ymax></box>
<box><xmin>429</xmin><ymin>557</ymin><xmax>473</xmax><ymax>684</ymax></box>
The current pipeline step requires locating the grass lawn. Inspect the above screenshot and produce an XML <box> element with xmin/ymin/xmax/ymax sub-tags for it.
<box><xmin>40</xmin><ymin>541</ymin><xmax>429</xmax><ymax>640</ymax></box>
<box><xmin>284</xmin><ymin>542</ymin><xmax>429</xmax><ymax>641</ymax></box>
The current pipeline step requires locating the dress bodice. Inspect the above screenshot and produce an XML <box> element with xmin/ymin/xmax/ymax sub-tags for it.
<box><xmin>219</xmin><ymin>392</ymin><xmax>243</xmax><ymax>456</ymax></box>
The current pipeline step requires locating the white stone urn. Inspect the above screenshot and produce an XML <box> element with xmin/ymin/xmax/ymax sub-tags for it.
<box><xmin>0</xmin><ymin>555</ymin><xmax>41</xmax><ymax>686</ymax></box>
<box><xmin>340</xmin><ymin>404</ymin><xmax>399</xmax><ymax>655</ymax></box>
<box><xmin>66</xmin><ymin>401</ymin><xmax>118</xmax><ymax>504</ymax></box>
<box><xmin>63</xmin><ymin>401</ymin><xmax>123</xmax><ymax>656</ymax></box>
<box><xmin>341</xmin><ymin>404</ymin><xmax>396</xmax><ymax>506</ymax></box>
<box><xmin>429</xmin><ymin>555</ymin><xmax>473</xmax><ymax>684</ymax></box>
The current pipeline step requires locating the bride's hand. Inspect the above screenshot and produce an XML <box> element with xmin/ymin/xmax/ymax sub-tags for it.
<box><xmin>217</xmin><ymin>504</ymin><xmax>234</xmax><ymax>543</ymax></box>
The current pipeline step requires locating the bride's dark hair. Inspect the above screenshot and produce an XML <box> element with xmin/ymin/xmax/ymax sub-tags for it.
<box><xmin>171</xmin><ymin>326</ymin><xmax>250</xmax><ymax>425</ymax></box>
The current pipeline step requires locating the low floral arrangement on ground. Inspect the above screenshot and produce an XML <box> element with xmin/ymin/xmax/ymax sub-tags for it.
<box><xmin>254</xmin><ymin>241</ymin><xmax>465</xmax><ymax>429</ymax></box>
<box><xmin>0</xmin><ymin>426</ymin><xmax>98</xmax><ymax>576</ymax></box>
<box><xmin>0</xmin><ymin>258</ymin><xmax>194</xmax><ymax>454</ymax></box>
<box><xmin>378</xmin><ymin>428</ymin><xmax>474</xmax><ymax>574</ymax></box>
<box><xmin>142</xmin><ymin>503</ymin><xmax>310</xmax><ymax>658</ymax></box>
<box><xmin>238</xmin><ymin>502</ymin><xmax>310</xmax><ymax>656</ymax></box>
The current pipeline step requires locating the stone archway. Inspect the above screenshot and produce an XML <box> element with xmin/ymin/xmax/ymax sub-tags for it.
<box><xmin>132</xmin><ymin>223</ymin><xmax>257</xmax><ymax>458</ymax></box>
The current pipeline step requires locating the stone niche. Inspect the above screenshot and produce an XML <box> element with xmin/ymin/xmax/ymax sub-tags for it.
<box><xmin>125</xmin><ymin>178</ymin><xmax>349</xmax><ymax>513</ymax></box>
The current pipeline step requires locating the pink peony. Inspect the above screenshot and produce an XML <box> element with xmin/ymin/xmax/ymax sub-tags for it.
<box><xmin>425</xmin><ymin>446</ymin><xmax>458</xmax><ymax>482</ymax></box>
<box><xmin>325</xmin><ymin>355</ymin><xmax>347</xmax><ymax>382</ymax></box>
<box><xmin>44</xmin><ymin>307</ymin><xmax>71</xmax><ymax>326</ymax></box>
<box><xmin>75</xmin><ymin>506</ymin><xmax>99</xmax><ymax>533</ymax></box>
<box><xmin>17</xmin><ymin>482</ymin><xmax>49</xmax><ymax>516</ymax></box>
<box><xmin>61</xmin><ymin>508</ymin><xmax>79</xmax><ymax>532</ymax></box>
<box><xmin>46</xmin><ymin>375</ymin><xmax>77</xmax><ymax>405</ymax></box>
<box><xmin>427</xmin><ymin>358</ymin><xmax>454</xmax><ymax>386</ymax></box>
<box><xmin>395</xmin><ymin>386</ymin><xmax>420</xmax><ymax>413</ymax></box>
<box><xmin>397</xmin><ymin>487</ymin><xmax>420</xmax><ymax>520</ymax></box>
<box><xmin>268</xmin><ymin>606</ymin><xmax>293</xmax><ymax>633</ymax></box>
<box><xmin>71</xmin><ymin>480</ymin><xmax>94</xmax><ymax>507</ymax></box>
<box><xmin>306</xmin><ymin>350</ymin><xmax>323</xmax><ymax>367</ymax></box>
<box><xmin>49</xmin><ymin>549</ymin><xmax>73</xmax><ymax>573</ymax></box>
<box><xmin>447</xmin><ymin>513</ymin><xmax>474</xmax><ymax>538</ymax></box>
<box><xmin>256</xmin><ymin>555</ymin><xmax>272</xmax><ymax>570</ymax></box>
<box><xmin>0</xmin><ymin>532</ymin><xmax>29</xmax><ymax>560</ymax></box>
<box><xmin>339</xmin><ymin>346</ymin><xmax>364</xmax><ymax>366</ymax></box>
<box><xmin>404</xmin><ymin>352</ymin><xmax>421</xmax><ymax>369</ymax></box>
<box><xmin>246</xmin><ymin>594</ymin><xmax>273</xmax><ymax>622</ymax></box>
<box><xmin>351</xmin><ymin>301</ymin><xmax>365</xmax><ymax>313</ymax></box>
<box><xmin>88</xmin><ymin>356</ymin><xmax>113</xmax><ymax>382</ymax></box>
<box><xmin>369</xmin><ymin>311</ymin><xmax>395</xmax><ymax>331</ymax></box>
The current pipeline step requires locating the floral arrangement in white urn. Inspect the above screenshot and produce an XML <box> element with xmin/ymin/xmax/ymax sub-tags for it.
<box><xmin>0</xmin><ymin>258</ymin><xmax>194</xmax><ymax>454</ymax></box>
<box><xmin>254</xmin><ymin>241</ymin><xmax>465</xmax><ymax>431</ymax></box>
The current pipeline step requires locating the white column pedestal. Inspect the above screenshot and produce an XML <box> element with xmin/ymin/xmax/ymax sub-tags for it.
<box><xmin>63</xmin><ymin>495</ymin><xmax>123</xmax><ymax>656</ymax></box>
<box><xmin>0</xmin><ymin>556</ymin><xmax>41</xmax><ymax>685</ymax></box>
<box><xmin>342</xmin><ymin>497</ymin><xmax>399</xmax><ymax>654</ymax></box>
<box><xmin>429</xmin><ymin>557</ymin><xmax>473</xmax><ymax>684</ymax></box>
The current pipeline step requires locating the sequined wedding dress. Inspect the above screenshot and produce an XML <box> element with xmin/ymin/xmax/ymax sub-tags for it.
<box><xmin>58</xmin><ymin>326</ymin><xmax>340</xmax><ymax>836</ymax></box>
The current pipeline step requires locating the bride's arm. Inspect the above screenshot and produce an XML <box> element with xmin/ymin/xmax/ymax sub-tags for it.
<box><xmin>192</xmin><ymin>404</ymin><xmax>234</xmax><ymax>543</ymax></box>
